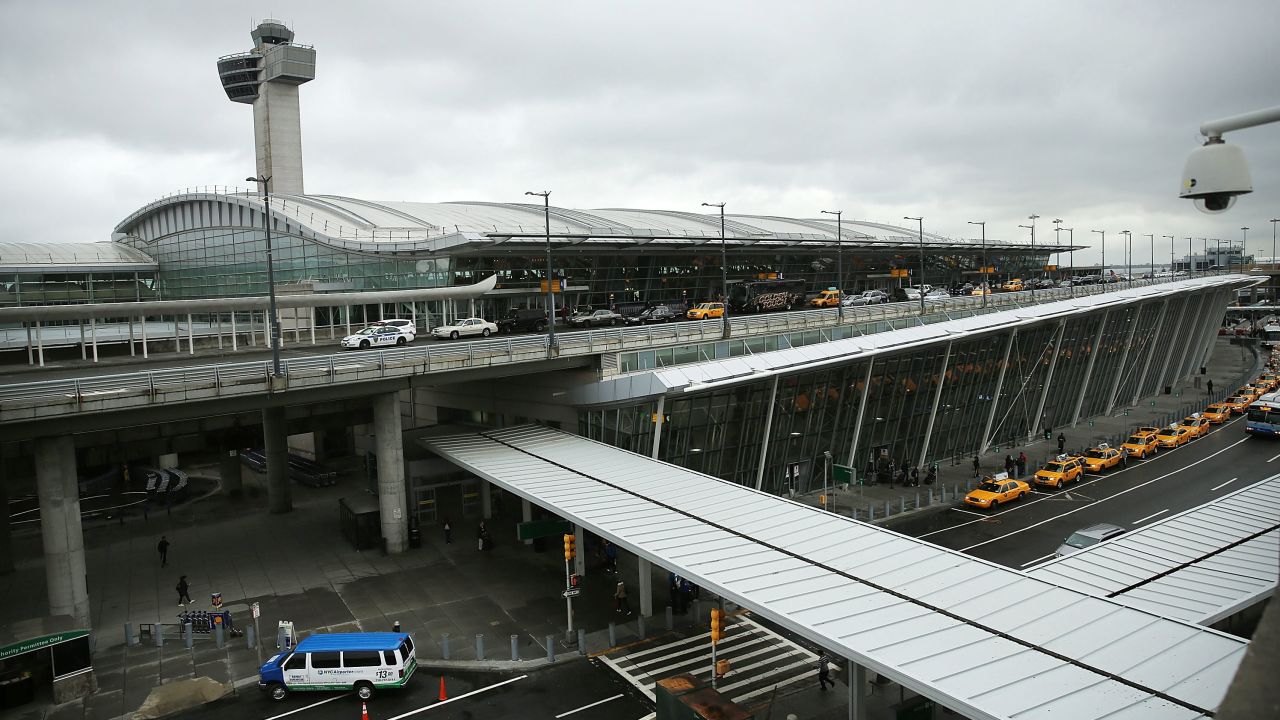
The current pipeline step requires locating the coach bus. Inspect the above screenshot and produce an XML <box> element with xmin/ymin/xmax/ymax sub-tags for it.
<box><xmin>1244</xmin><ymin>392</ymin><xmax>1280</xmax><ymax>437</ymax></box>
<box><xmin>727</xmin><ymin>278</ymin><xmax>807</xmax><ymax>313</ymax></box>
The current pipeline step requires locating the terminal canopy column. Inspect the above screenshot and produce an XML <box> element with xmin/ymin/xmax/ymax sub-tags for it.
<box><xmin>36</xmin><ymin>435</ymin><xmax>90</xmax><ymax>627</ymax></box>
<box><xmin>374</xmin><ymin>392</ymin><xmax>408</xmax><ymax>553</ymax></box>
<box><xmin>262</xmin><ymin>406</ymin><xmax>292</xmax><ymax>514</ymax></box>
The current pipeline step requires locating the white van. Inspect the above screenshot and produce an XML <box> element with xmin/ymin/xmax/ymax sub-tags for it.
<box><xmin>258</xmin><ymin>632</ymin><xmax>416</xmax><ymax>701</ymax></box>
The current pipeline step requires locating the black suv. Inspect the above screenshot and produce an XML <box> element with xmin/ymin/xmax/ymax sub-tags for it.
<box><xmin>497</xmin><ymin>308</ymin><xmax>548</xmax><ymax>334</ymax></box>
<box><xmin>626</xmin><ymin>304</ymin><xmax>682</xmax><ymax>325</ymax></box>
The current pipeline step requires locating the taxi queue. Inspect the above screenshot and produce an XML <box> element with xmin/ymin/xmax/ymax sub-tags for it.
<box><xmin>963</xmin><ymin>357</ymin><xmax>1280</xmax><ymax>511</ymax></box>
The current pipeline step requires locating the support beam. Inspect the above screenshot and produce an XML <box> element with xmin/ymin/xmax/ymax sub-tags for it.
<box><xmin>36</xmin><ymin>435</ymin><xmax>90</xmax><ymax>626</ymax></box>
<box><xmin>219</xmin><ymin>434</ymin><xmax>242</xmax><ymax>498</ymax></box>
<box><xmin>573</xmin><ymin>524</ymin><xmax>585</xmax><ymax>578</ymax></box>
<box><xmin>980</xmin><ymin>329</ymin><xmax>1017</xmax><ymax>452</ymax></box>
<box><xmin>128</xmin><ymin>317</ymin><xmax>135</xmax><ymax>356</ymax></box>
<box><xmin>373</xmin><ymin>392</ymin><xmax>407</xmax><ymax>553</ymax></box>
<box><xmin>650</xmin><ymin>395</ymin><xmax>665</xmax><ymax>459</ymax></box>
<box><xmin>754</xmin><ymin>375</ymin><xmax>781</xmax><ymax>491</ymax></box>
<box><xmin>231</xmin><ymin>311</ymin><xmax>238</xmax><ymax>352</ymax></box>
<box><xmin>638</xmin><ymin>557</ymin><xmax>653</xmax><ymax>617</ymax></box>
<box><xmin>36</xmin><ymin>319</ymin><xmax>44</xmax><ymax>366</ymax></box>
<box><xmin>186</xmin><ymin>313</ymin><xmax>194</xmax><ymax>355</ymax></box>
<box><xmin>1132</xmin><ymin>299</ymin><xmax>1170</xmax><ymax>405</ymax></box>
<box><xmin>26</xmin><ymin>322</ymin><xmax>33</xmax><ymax>365</ymax></box>
<box><xmin>139</xmin><ymin>316</ymin><xmax>147</xmax><ymax>359</ymax></box>
<box><xmin>848</xmin><ymin>660</ymin><xmax>867</xmax><ymax>720</ymax></box>
<box><xmin>1071</xmin><ymin>312</ymin><xmax>1110</xmax><ymax>426</ymax></box>
<box><xmin>1031</xmin><ymin>320</ymin><xmax>1068</xmax><ymax>437</ymax></box>
<box><xmin>847</xmin><ymin>360</ymin><xmax>875</xmax><ymax>468</ymax></box>
<box><xmin>481</xmin><ymin>481</ymin><xmax>492</xmax><ymax>520</ymax></box>
<box><xmin>521</xmin><ymin>498</ymin><xmax>533</xmax><ymax>546</ymax></box>
<box><xmin>262</xmin><ymin>406</ymin><xmax>292</xmax><ymax>514</ymax></box>
<box><xmin>917</xmin><ymin>342</ymin><xmax>952</xmax><ymax>469</ymax></box>
<box><xmin>89</xmin><ymin>317</ymin><xmax>98</xmax><ymax>363</ymax></box>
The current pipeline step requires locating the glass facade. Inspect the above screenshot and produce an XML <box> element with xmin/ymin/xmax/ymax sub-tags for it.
<box><xmin>581</xmin><ymin>287</ymin><xmax>1231</xmax><ymax>495</ymax></box>
<box><xmin>1</xmin><ymin>271</ymin><xmax>156</xmax><ymax>307</ymax></box>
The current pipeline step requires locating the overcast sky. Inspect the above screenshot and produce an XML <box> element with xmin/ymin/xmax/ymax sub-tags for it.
<box><xmin>1</xmin><ymin>1</ymin><xmax>1277</xmax><ymax>265</ymax></box>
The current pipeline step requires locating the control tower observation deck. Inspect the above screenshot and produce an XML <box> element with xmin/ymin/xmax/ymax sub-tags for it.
<box><xmin>216</xmin><ymin>20</ymin><xmax>315</xmax><ymax>195</ymax></box>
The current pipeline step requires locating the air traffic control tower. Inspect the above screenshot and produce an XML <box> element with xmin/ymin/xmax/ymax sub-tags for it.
<box><xmin>216</xmin><ymin>20</ymin><xmax>315</xmax><ymax>195</ymax></box>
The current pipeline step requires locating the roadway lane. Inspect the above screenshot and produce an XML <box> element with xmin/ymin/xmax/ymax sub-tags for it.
<box><xmin>889</xmin><ymin>413</ymin><xmax>1280</xmax><ymax>569</ymax></box>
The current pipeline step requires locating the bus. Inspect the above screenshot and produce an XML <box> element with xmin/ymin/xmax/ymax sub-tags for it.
<box><xmin>727</xmin><ymin>278</ymin><xmax>807</xmax><ymax>313</ymax></box>
<box><xmin>1261</xmin><ymin>323</ymin><xmax>1280</xmax><ymax>348</ymax></box>
<box><xmin>1244</xmin><ymin>392</ymin><xmax>1280</xmax><ymax>437</ymax></box>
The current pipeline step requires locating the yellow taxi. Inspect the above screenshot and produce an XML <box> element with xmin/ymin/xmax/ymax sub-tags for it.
<box><xmin>809</xmin><ymin>289</ymin><xmax>842</xmax><ymax>308</ymax></box>
<box><xmin>1081</xmin><ymin>444</ymin><xmax>1123</xmax><ymax>472</ymax></box>
<box><xmin>970</xmin><ymin>285</ymin><xmax>992</xmax><ymax>296</ymax></box>
<box><xmin>1255</xmin><ymin>375</ymin><xmax>1279</xmax><ymax>392</ymax></box>
<box><xmin>1177</xmin><ymin>414</ymin><xmax>1211</xmax><ymax>438</ymax></box>
<box><xmin>1155</xmin><ymin>424</ymin><xmax>1192</xmax><ymax>448</ymax></box>
<box><xmin>1133</xmin><ymin>426</ymin><xmax>1161</xmax><ymax>439</ymax></box>
<box><xmin>1202</xmin><ymin>403</ymin><xmax>1232</xmax><ymax>424</ymax></box>
<box><xmin>1033</xmin><ymin>455</ymin><xmax>1084</xmax><ymax>489</ymax></box>
<box><xmin>1223</xmin><ymin>396</ymin><xmax>1252</xmax><ymax>414</ymax></box>
<box><xmin>1120</xmin><ymin>432</ymin><xmax>1159</xmax><ymax>459</ymax></box>
<box><xmin>963</xmin><ymin>473</ymin><xmax>1030</xmax><ymax>510</ymax></box>
<box><xmin>1237</xmin><ymin>386</ymin><xmax>1263</xmax><ymax>403</ymax></box>
<box><xmin>686</xmin><ymin>302</ymin><xmax>725</xmax><ymax>320</ymax></box>
<box><xmin>1001</xmin><ymin>278</ymin><xmax>1024</xmax><ymax>292</ymax></box>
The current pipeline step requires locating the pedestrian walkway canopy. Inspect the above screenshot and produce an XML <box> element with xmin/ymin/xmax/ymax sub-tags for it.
<box><xmin>423</xmin><ymin>425</ymin><xmax>1247</xmax><ymax>720</ymax></box>
<box><xmin>1028</xmin><ymin>475</ymin><xmax>1279</xmax><ymax>626</ymax></box>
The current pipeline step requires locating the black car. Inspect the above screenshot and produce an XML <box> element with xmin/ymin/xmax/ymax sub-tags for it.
<box><xmin>627</xmin><ymin>304</ymin><xmax>684</xmax><ymax>325</ymax></box>
<box><xmin>496</xmin><ymin>308</ymin><xmax>548</xmax><ymax>334</ymax></box>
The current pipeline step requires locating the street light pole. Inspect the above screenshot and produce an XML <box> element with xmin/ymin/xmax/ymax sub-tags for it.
<box><xmin>821</xmin><ymin>210</ymin><xmax>843</xmax><ymax>321</ymax></box>
<box><xmin>1018</xmin><ymin>222</ymin><xmax>1035</xmax><ymax>300</ymax></box>
<box><xmin>904</xmin><ymin>216</ymin><xmax>925</xmax><ymax>315</ymax></box>
<box><xmin>246</xmin><ymin>175</ymin><xmax>282</xmax><ymax>376</ymax></box>
<box><xmin>968</xmin><ymin>221</ymin><xmax>986</xmax><ymax>308</ymax></box>
<box><xmin>1271</xmin><ymin>219</ymin><xmax>1279</xmax><ymax>269</ymax></box>
<box><xmin>1241</xmin><ymin>227</ymin><xmax>1250</xmax><ymax>271</ymax></box>
<box><xmin>703</xmin><ymin>202</ymin><xmax>729</xmax><ymax>339</ymax></box>
<box><xmin>1091</xmin><ymin>230</ymin><xmax>1106</xmax><ymax>282</ymax></box>
<box><xmin>1144</xmin><ymin>234</ymin><xmax>1153</xmax><ymax>280</ymax></box>
<box><xmin>1162</xmin><ymin>235</ymin><xmax>1174</xmax><ymax>274</ymax></box>
<box><xmin>1063</xmin><ymin>227</ymin><xmax>1075</xmax><ymax>296</ymax></box>
<box><xmin>1052</xmin><ymin>218</ymin><xmax>1062</xmax><ymax>284</ymax></box>
<box><xmin>1120</xmin><ymin>230</ymin><xmax>1133</xmax><ymax>287</ymax></box>
<box><xmin>525</xmin><ymin>190</ymin><xmax>557</xmax><ymax>349</ymax></box>
<box><xmin>1216</xmin><ymin>238</ymin><xmax>1222</xmax><ymax>274</ymax></box>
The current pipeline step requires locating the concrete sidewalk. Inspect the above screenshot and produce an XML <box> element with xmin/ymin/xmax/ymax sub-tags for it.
<box><xmin>1</xmin><ymin>337</ymin><xmax>1264</xmax><ymax>720</ymax></box>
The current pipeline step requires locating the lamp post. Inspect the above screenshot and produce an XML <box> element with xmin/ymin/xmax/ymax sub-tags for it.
<box><xmin>904</xmin><ymin>216</ymin><xmax>925</xmax><ymax>315</ymax></box>
<box><xmin>821</xmin><ymin>210</ymin><xmax>843</xmax><ymax>321</ymax></box>
<box><xmin>1052</xmin><ymin>219</ymin><xmax>1063</xmax><ymax>285</ymax></box>
<box><xmin>1091</xmin><ymin>230</ymin><xmax>1106</xmax><ymax>282</ymax></box>
<box><xmin>525</xmin><ymin>190</ymin><xmax>557</xmax><ymax>348</ymax></box>
<box><xmin>703</xmin><ymin>202</ymin><xmax>728</xmax><ymax>338</ymax></box>
<box><xmin>1018</xmin><ymin>221</ymin><xmax>1036</xmax><ymax>300</ymax></box>
<box><xmin>246</xmin><ymin>175</ymin><xmax>282</xmax><ymax>376</ymax></box>
<box><xmin>1120</xmin><ymin>230</ymin><xmax>1133</xmax><ymax>287</ymax></box>
<box><xmin>1215</xmin><ymin>238</ymin><xmax>1222</xmax><ymax>274</ymax></box>
<box><xmin>1200</xmin><ymin>238</ymin><xmax>1208</xmax><ymax>273</ymax></box>
<box><xmin>1063</xmin><ymin>227</ymin><xmax>1075</xmax><ymax>296</ymax></box>
<box><xmin>1241</xmin><ymin>227</ymin><xmax>1250</xmax><ymax>271</ymax></box>
<box><xmin>1143</xmin><ymin>234</ymin><xmax>1153</xmax><ymax>280</ymax></box>
<box><xmin>1272</xmin><ymin>219</ymin><xmax>1279</xmax><ymax>269</ymax></box>
<box><xmin>968</xmin><ymin>221</ymin><xmax>986</xmax><ymax>308</ymax></box>
<box><xmin>1162</xmin><ymin>235</ymin><xmax>1174</xmax><ymax>274</ymax></box>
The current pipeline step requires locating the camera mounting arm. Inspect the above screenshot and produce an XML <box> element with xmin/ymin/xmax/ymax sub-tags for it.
<box><xmin>1181</xmin><ymin>105</ymin><xmax>1280</xmax><ymax>214</ymax></box>
<box><xmin>1200</xmin><ymin>105</ymin><xmax>1280</xmax><ymax>140</ymax></box>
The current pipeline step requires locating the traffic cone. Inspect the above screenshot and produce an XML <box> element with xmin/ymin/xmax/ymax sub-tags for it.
<box><xmin>438</xmin><ymin>676</ymin><xmax>448</xmax><ymax>701</ymax></box>
<box><xmin>360</xmin><ymin>701</ymin><xmax>369</xmax><ymax>720</ymax></box>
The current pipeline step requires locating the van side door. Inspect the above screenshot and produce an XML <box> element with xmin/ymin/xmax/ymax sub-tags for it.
<box><xmin>281</xmin><ymin>651</ymin><xmax>309</xmax><ymax>686</ymax></box>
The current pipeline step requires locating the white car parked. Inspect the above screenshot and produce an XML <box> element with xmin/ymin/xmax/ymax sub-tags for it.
<box><xmin>431</xmin><ymin>317</ymin><xmax>498</xmax><ymax>340</ymax></box>
<box><xmin>340</xmin><ymin>325</ymin><xmax>413</xmax><ymax>349</ymax></box>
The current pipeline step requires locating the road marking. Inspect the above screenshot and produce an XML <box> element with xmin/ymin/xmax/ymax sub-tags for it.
<box><xmin>1132</xmin><ymin>509</ymin><xmax>1169</xmax><ymax>525</ymax></box>
<box><xmin>950</xmin><ymin>508</ymin><xmax>988</xmax><ymax>517</ymax></box>
<box><xmin>264</xmin><ymin>694</ymin><xmax>350</xmax><ymax>720</ymax></box>
<box><xmin>1268</xmin><ymin>452</ymin><xmax>1280</xmax><ymax>463</ymax></box>
<box><xmin>555</xmin><ymin>694</ymin><xmax>625</xmax><ymax>718</ymax></box>
<box><xmin>1211</xmin><ymin>477</ymin><xmax>1238</xmax><ymax>491</ymax></box>
<box><xmin>385</xmin><ymin>675</ymin><xmax>528</xmax><ymax>720</ymax></box>
<box><xmin>959</xmin><ymin>438</ymin><xmax>1249</xmax><ymax>552</ymax></box>
<box><xmin>1019</xmin><ymin>553</ymin><xmax>1056</xmax><ymax>568</ymax></box>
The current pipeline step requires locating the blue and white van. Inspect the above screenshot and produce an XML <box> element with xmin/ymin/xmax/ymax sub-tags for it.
<box><xmin>259</xmin><ymin>632</ymin><xmax>416</xmax><ymax>701</ymax></box>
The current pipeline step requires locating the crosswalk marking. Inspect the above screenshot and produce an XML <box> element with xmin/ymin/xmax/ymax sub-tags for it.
<box><xmin>599</xmin><ymin>613</ymin><xmax>818</xmax><ymax>704</ymax></box>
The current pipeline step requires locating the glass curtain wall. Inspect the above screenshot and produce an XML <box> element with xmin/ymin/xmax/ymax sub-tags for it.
<box><xmin>1042</xmin><ymin>316</ymin><xmax>1101</xmax><ymax>430</ymax></box>
<box><xmin>1079</xmin><ymin>307</ymin><xmax>1139</xmax><ymax>418</ymax></box>
<box><xmin>1111</xmin><ymin>303</ymin><xmax>1164</xmax><ymax>405</ymax></box>
<box><xmin>1137</xmin><ymin>297</ymin><xmax>1186</xmax><ymax>398</ymax></box>
<box><xmin>987</xmin><ymin>325</ymin><xmax>1059</xmax><ymax>447</ymax></box>
<box><xmin>930</xmin><ymin>335</ymin><xmax>1015</xmax><ymax>461</ymax></box>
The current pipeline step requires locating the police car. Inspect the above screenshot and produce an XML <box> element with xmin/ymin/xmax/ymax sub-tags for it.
<box><xmin>340</xmin><ymin>325</ymin><xmax>414</xmax><ymax>349</ymax></box>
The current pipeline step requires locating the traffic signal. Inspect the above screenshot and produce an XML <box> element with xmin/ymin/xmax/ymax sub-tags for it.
<box><xmin>710</xmin><ymin>608</ymin><xmax>723</xmax><ymax>644</ymax></box>
<box><xmin>563</xmin><ymin>533</ymin><xmax>576</xmax><ymax>561</ymax></box>
<box><xmin>569</xmin><ymin>574</ymin><xmax>581</xmax><ymax>588</ymax></box>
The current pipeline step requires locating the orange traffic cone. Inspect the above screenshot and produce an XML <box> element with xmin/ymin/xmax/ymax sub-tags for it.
<box><xmin>438</xmin><ymin>676</ymin><xmax>448</xmax><ymax>701</ymax></box>
<box><xmin>361</xmin><ymin>700</ymin><xmax>369</xmax><ymax>720</ymax></box>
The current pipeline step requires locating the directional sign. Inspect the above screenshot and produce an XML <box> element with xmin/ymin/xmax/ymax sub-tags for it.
<box><xmin>832</xmin><ymin>463</ymin><xmax>854</xmax><ymax>485</ymax></box>
<box><xmin>252</xmin><ymin>602</ymin><xmax>260</xmax><ymax>619</ymax></box>
<box><xmin>561</xmin><ymin>588</ymin><xmax>581</xmax><ymax>598</ymax></box>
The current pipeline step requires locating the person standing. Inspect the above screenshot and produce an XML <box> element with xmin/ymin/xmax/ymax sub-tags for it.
<box><xmin>604</xmin><ymin>540</ymin><xmax>618</xmax><ymax>574</ymax></box>
<box><xmin>816</xmin><ymin>653</ymin><xmax>835</xmax><ymax>691</ymax></box>
<box><xmin>971</xmin><ymin>455</ymin><xmax>980</xmax><ymax>478</ymax></box>
<box><xmin>476</xmin><ymin>522</ymin><xmax>486</xmax><ymax>551</ymax></box>
<box><xmin>1004</xmin><ymin>455</ymin><xmax>1015</xmax><ymax>476</ymax></box>
<box><xmin>614</xmin><ymin>580</ymin><xmax>632</xmax><ymax>615</ymax></box>
<box><xmin>1121</xmin><ymin>447</ymin><xmax>1129</xmax><ymax>468</ymax></box>
<box><xmin>1016</xmin><ymin>452</ymin><xmax>1027</xmax><ymax>478</ymax></box>
<box><xmin>443</xmin><ymin>518</ymin><xmax>452</xmax><ymax>544</ymax></box>
<box><xmin>1207</xmin><ymin>378</ymin><xmax>1214</xmax><ymax>395</ymax></box>
<box><xmin>157</xmin><ymin>535</ymin><xmax>170</xmax><ymax>567</ymax></box>
<box><xmin>176</xmin><ymin>575</ymin><xmax>192</xmax><ymax>606</ymax></box>
<box><xmin>1057</xmin><ymin>433</ymin><xmax>1066</xmax><ymax>454</ymax></box>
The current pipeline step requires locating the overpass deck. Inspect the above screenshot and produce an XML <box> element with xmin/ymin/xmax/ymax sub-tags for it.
<box><xmin>423</xmin><ymin>425</ymin><xmax>1247</xmax><ymax>720</ymax></box>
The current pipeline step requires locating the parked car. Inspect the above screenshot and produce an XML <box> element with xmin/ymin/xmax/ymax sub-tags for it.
<box><xmin>1032</xmin><ymin>456</ymin><xmax>1084</xmax><ymax>489</ymax></box>
<box><xmin>610</xmin><ymin>301</ymin><xmax>649</xmax><ymax>323</ymax></box>
<box><xmin>843</xmin><ymin>290</ymin><xmax>888</xmax><ymax>307</ymax></box>
<box><xmin>1120</xmin><ymin>433</ymin><xmax>1159</xmax><ymax>459</ymax></box>
<box><xmin>1202</xmin><ymin>403</ymin><xmax>1232</xmax><ymax>424</ymax></box>
<box><xmin>1154</xmin><ymin>425</ymin><xmax>1192</xmax><ymax>448</ymax></box>
<box><xmin>1223</xmin><ymin>395</ymin><xmax>1251</xmax><ymax>413</ymax></box>
<box><xmin>431</xmin><ymin>317</ymin><xmax>498</xmax><ymax>339</ymax></box>
<box><xmin>627</xmin><ymin>304</ymin><xmax>684</xmax><ymax>325</ymax></box>
<box><xmin>963</xmin><ymin>473</ymin><xmax>1030</xmax><ymax>510</ymax></box>
<box><xmin>568</xmin><ymin>308</ymin><xmax>623</xmax><ymax>327</ymax></box>
<box><xmin>687</xmin><ymin>302</ymin><xmax>725</xmax><ymax>320</ymax></box>
<box><xmin>1001</xmin><ymin>278</ymin><xmax>1024</xmax><ymax>292</ymax></box>
<box><xmin>924</xmin><ymin>288</ymin><xmax>951</xmax><ymax>300</ymax></box>
<box><xmin>1055</xmin><ymin>523</ymin><xmax>1126</xmax><ymax>557</ymax></box>
<box><xmin>497</xmin><ymin>308</ymin><xmax>549</xmax><ymax>334</ymax></box>
<box><xmin>372</xmin><ymin>319</ymin><xmax>416</xmax><ymax>334</ymax></box>
<box><xmin>340</xmin><ymin>325</ymin><xmax>413</xmax><ymax>349</ymax></box>
<box><xmin>1081</xmin><ymin>444</ymin><xmax>1123</xmax><ymax>472</ymax></box>
<box><xmin>1177</xmin><ymin>413</ymin><xmax>1211</xmax><ymax>439</ymax></box>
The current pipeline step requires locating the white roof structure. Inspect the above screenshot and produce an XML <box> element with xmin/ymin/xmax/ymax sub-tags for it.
<box><xmin>423</xmin><ymin>425</ymin><xmax>1247</xmax><ymax>720</ymax></box>
<box><xmin>0</xmin><ymin>242</ymin><xmax>156</xmax><ymax>272</ymax></box>
<box><xmin>1028</xmin><ymin>476</ymin><xmax>1280</xmax><ymax>626</ymax></box>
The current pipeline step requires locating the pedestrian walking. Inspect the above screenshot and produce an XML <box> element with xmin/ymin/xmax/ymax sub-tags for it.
<box><xmin>1017</xmin><ymin>452</ymin><xmax>1027</xmax><ymax>478</ymax></box>
<box><xmin>614</xmin><ymin>580</ymin><xmax>632</xmax><ymax>615</ymax></box>
<box><xmin>972</xmin><ymin>455</ymin><xmax>980</xmax><ymax>478</ymax></box>
<box><xmin>1121</xmin><ymin>447</ymin><xmax>1129</xmax><ymax>468</ymax></box>
<box><xmin>604</xmin><ymin>540</ymin><xmax>618</xmax><ymax>573</ymax></box>
<box><xmin>443</xmin><ymin>519</ymin><xmax>452</xmax><ymax>544</ymax></box>
<box><xmin>1207</xmin><ymin>379</ymin><xmax>1214</xmax><ymax>395</ymax></box>
<box><xmin>888</xmin><ymin>459</ymin><xmax>897</xmax><ymax>487</ymax></box>
<box><xmin>476</xmin><ymin>522</ymin><xmax>486</xmax><ymax>551</ymax></box>
<box><xmin>816</xmin><ymin>653</ymin><xmax>835</xmax><ymax>691</ymax></box>
<box><xmin>1057</xmin><ymin>433</ymin><xmax>1066</xmax><ymax>454</ymax></box>
<box><xmin>1004</xmin><ymin>455</ymin><xmax>1015</xmax><ymax>476</ymax></box>
<box><xmin>157</xmin><ymin>535</ymin><xmax>170</xmax><ymax>567</ymax></box>
<box><xmin>175</xmin><ymin>575</ymin><xmax>192</xmax><ymax>606</ymax></box>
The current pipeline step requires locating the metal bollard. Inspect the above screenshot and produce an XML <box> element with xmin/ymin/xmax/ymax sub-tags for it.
<box><xmin>915</xmin><ymin>492</ymin><xmax>920</xmax><ymax>509</ymax></box>
<box><xmin>666</xmin><ymin>606</ymin><xmax>674</xmax><ymax>630</ymax></box>
<box><xmin>476</xmin><ymin>634</ymin><xmax>484</xmax><ymax>661</ymax></box>
<box><xmin>155</xmin><ymin>623</ymin><xmax>164</xmax><ymax>647</ymax></box>
<box><xmin>928</xmin><ymin>489</ymin><xmax>934</xmax><ymax>506</ymax></box>
<box><xmin>215</xmin><ymin>623</ymin><xmax>225</xmax><ymax>649</ymax></box>
<box><xmin>884</xmin><ymin>500</ymin><xmax>890</xmax><ymax>517</ymax></box>
<box><xmin>124</xmin><ymin>623</ymin><xmax>136</xmax><ymax>647</ymax></box>
<box><xmin>510</xmin><ymin>634</ymin><xmax>519</xmax><ymax>661</ymax></box>
<box><xmin>442</xmin><ymin>633</ymin><xmax>450</xmax><ymax>660</ymax></box>
<box><xmin>546</xmin><ymin>634</ymin><xmax>555</xmax><ymax>662</ymax></box>
<box><xmin>577</xmin><ymin>628</ymin><xmax>586</xmax><ymax>655</ymax></box>
<box><xmin>246</xmin><ymin>625</ymin><xmax>256</xmax><ymax>650</ymax></box>
<box><xmin>183</xmin><ymin>622</ymin><xmax>193</xmax><ymax>649</ymax></box>
<box><xmin>868</xmin><ymin>504</ymin><xmax>875</xmax><ymax>521</ymax></box>
<box><xmin>901</xmin><ymin>496</ymin><xmax>907</xmax><ymax>514</ymax></box>
<box><xmin>608</xmin><ymin>622</ymin><xmax>616</xmax><ymax>646</ymax></box>
<box><xmin>637</xmin><ymin>614</ymin><xmax>645</xmax><ymax>637</ymax></box>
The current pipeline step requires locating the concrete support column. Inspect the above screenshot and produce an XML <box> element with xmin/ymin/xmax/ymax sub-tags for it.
<box><xmin>219</xmin><ymin>436</ymin><xmax>242</xmax><ymax>498</ymax></box>
<box><xmin>262</xmin><ymin>406</ymin><xmax>292</xmax><ymax>514</ymax></box>
<box><xmin>848</xmin><ymin>661</ymin><xmax>867</xmax><ymax>720</ymax></box>
<box><xmin>480</xmin><ymin>481</ymin><xmax>492</xmax><ymax>519</ymax></box>
<box><xmin>638</xmin><ymin>557</ymin><xmax>653</xmax><ymax>617</ymax></box>
<box><xmin>35</xmin><ymin>436</ymin><xmax>90</xmax><ymax>627</ymax></box>
<box><xmin>0</xmin><ymin>461</ymin><xmax>14</xmax><ymax>575</ymax></box>
<box><xmin>573</xmin><ymin>525</ymin><xmax>586</xmax><ymax>578</ymax></box>
<box><xmin>373</xmin><ymin>392</ymin><xmax>407</xmax><ymax>553</ymax></box>
<box><xmin>521</xmin><ymin>498</ymin><xmax>533</xmax><ymax>546</ymax></box>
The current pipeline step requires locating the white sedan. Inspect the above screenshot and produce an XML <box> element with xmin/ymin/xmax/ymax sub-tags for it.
<box><xmin>340</xmin><ymin>325</ymin><xmax>414</xmax><ymax>349</ymax></box>
<box><xmin>432</xmin><ymin>317</ymin><xmax>498</xmax><ymax>340</ymax></box>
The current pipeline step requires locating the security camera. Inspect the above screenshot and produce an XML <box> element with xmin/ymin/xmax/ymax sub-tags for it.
<box><xmin>1180</xmin><ymin>139</ymin><xmax>1252</xmax><ymax>214</ymax></box>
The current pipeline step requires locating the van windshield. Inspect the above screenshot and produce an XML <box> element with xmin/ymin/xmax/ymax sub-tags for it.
<box><xmin>1064</xmin><ymin>532</ymin><xmax>1100</xmax><ymax>549</ymax></box>
<box><xmin>400</xmin><ymin>636</ymin><xmax>414</xmax><ymax>656</ymax></box>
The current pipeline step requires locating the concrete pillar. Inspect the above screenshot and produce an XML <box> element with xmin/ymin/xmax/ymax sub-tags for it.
<box><xmin>35</xmin><ymin>436</ymin><xmax>90</xmax><ymax>627</ymax></box>
<box><xmin>573</xmin><ymin>525</ymin><xmax>586</xmax><ymax>578</ymax></box>
<box><xmin>0</xmin><ymin>461</ymin><xmax>14</xmax><ymax>574</ymax></box>
<box><xmin>287</xmin><ymin>432</ymin><xmax>316</xmax><ymax>461</ymax></box>
<box><xmin>262</xmin><ymin>407</ymin><xmax>292</xmax><ymax>514</ymax></box>
<box><xmin>638</xmin><ymin>557</ymin><xmax>653</xmax><ymax>617</ymax></box>
<box><xmin>480</xmin><ymin>481</ymin><xmax>492</xmax><ymax>519</ymax></box>
<box><xmin>521</xmin><ymin>498</ymin><xmax>533</xmax><ymax>545</ymax></box>
<box><xmin>848</xmin><ymin>661</ymin><xmax>867</xmax><ymax>720</ymax></box>
<box><xmin>373</xmin><ymin>392</ymin><xmax>407</xmax><ymax>553</ymax></box>
<box><xmin>219</xmin><ymin>437</ymin><xmax>242</xmax><ymax>498</ymax></box>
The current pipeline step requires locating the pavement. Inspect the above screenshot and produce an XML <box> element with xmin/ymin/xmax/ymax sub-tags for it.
<box><xmin>0</xmin><ymin>336</ymin><xmax>1265</xmax><ymax>720</ymax></box>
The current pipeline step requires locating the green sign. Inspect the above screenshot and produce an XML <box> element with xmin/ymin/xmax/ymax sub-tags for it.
<box><xmin>516</xmin><ymin>519</ymin><xmax>572</xmax><ymax>541</ymax></box>
<box><xmin>833</xmin><ymin>463</ymin><xmax>854</xmax><ymax>485</ymax></box>
<box><xmin>0</xmin><ymin>630</ymin><xmax>89</xmax><ymax>661</ymax></box>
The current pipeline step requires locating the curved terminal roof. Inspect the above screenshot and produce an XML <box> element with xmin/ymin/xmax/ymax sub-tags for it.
<box><xmin>113</xmin><ymin>189</ymin><xmax>1077</xmax><ymax>257</ymax></box>
<box><xmin>0</xmin><ymin>242</ymin><xmax>157</xmax><ymax>272</ymax></box>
